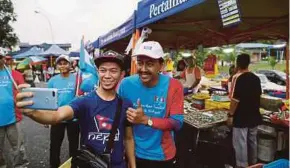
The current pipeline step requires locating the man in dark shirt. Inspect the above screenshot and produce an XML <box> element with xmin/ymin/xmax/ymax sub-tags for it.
<box><xmin>15</xmin><ymin>51</ymin><xmax>136</xmax><ymax>168</ymax></box>
<box><xmin>228</xmin><ymin>54</ymin><xmax>262</xmax><ymax>168</ymax></box>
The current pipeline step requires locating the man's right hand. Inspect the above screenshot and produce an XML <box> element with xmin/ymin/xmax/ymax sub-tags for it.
<box><xmin>16</xmin><ymin>84</ymin><xmax>35</xmax><ymax>116</ymax></box>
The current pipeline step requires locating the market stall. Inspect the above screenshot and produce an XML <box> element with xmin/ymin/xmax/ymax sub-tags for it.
<box><xmin>178</xmin><ymin>85</ymin><xmax>289</xmax><ymax>167</ymax></box>
<box><xmin>134</xmin><ymin>0</ymin><xmax>289</xmax><ymax>98</ymax></box>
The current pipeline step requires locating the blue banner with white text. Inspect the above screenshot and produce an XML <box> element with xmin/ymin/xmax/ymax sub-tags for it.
<box><xmin>99</xmin><ymin>12</ymin><xmax>135</xmax><ymax>48</ymax></box>
<box><xmin>136</xmin><ymin>0</ymin><xmax>205</xmax><ymax>28</ymax></box>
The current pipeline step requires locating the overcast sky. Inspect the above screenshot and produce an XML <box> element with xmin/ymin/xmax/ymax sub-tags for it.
<box><xmin>12</xmin><ymin>0</ymin><xmax>138</xmax><ymax>50</ymax></box>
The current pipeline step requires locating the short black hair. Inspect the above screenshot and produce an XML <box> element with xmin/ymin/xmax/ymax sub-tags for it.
<box><xmin>236</xmin><ymin>53</ymin><xmax>250</xmax><ymax>69</ymax></box>
<box><xmin>95</xmin><ymin>57</ymin><xmax>124</xmax><ymax>70</ymax></box>
<box><xmin>177</xmin><ymin>60</ymin><xmax>186</xmax><ymax>71</ymax></box>
<box><xmin>229</xmin><ymin>65</ymin><xmax>236</xmax><ymax>75</ymax></box>
<box><xmin>94</xmin><ymin>51</ymin><xmax>125</xmax><ymax>70</ymax></box>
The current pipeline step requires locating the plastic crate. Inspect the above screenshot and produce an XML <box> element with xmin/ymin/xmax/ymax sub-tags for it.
<box><xmin>263</xmin><ymin>159</ymin><xmax>289</xmax><ymax>168</ymax></box>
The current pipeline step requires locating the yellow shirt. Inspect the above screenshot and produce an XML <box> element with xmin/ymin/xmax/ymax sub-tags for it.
<box><xmin>166</xmin><ymin>60</ymin><xmax>174</xmax><ymax>71</ymax></box>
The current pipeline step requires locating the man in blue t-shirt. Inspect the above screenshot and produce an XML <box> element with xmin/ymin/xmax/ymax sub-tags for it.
<box><xmin>47</xmin><ymin>55</ymin><xmax>81</xmax><ymax>168</ymax></box>
<box><xmin>15</xmin><ymin>51</ymin><xmax>136</xmax><ymax>168</ymax></box>
<box><xmin>118</xmin><ymin>41</ymin><xmax>184</xmax><ymax>168</ymax></box>
<box><xmin>0</xmin><ymin>54</ymin><xmax>29</xmax><ymax>168</ymax></box>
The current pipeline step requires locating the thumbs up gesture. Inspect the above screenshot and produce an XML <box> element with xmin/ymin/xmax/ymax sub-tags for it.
<box><xmin>126</xmin><ymin>99</ymin><xmax>148</xmax><ymax>125</ymax></box>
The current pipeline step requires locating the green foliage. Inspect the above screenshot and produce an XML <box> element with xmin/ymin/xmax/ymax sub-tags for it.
<box><xmin>219</xmin><ymin>62</ymin><xmax>285</xmax><ymax>73</ymax></box>
<box><xmin>209</xmin><ymin>47</ymin><xmax>225</xmax><ymax>61</ymax></box>
<box><xmin>224</xmin><ymin>52</ymin><xmax>236</xmax><ymax>63</ymax></box>
<box><xmin>0</xmin><ymin>0</ymin><xmax>18</xmax><ymax>48</ymax></box>
<box><xmin>268</xmin><ymin>56</ymin><xmax>277</xmax><ymax>70</ymax></box>
<box><xmin>195</xmin><ymin>45</ymin><xmax>208</xmax><ymax>67</ymax></box>
<box><xmin>173</xmin><ymin>48</ymin><xmax>208</xmax><ymax>68</ymax></box>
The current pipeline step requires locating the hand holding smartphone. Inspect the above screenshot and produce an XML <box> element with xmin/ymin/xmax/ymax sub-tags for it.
<box><xmin>21</xmin><ymin>88</ymin><xmax>59</xmax><ymax>110</ymax></box>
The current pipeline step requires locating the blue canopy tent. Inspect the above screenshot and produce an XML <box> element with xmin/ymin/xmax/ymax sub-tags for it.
<box><xmin>135</xmin><ymin>0</ymin><xmax>288</xmax><ymax>49</ymax></box>
<box><xmin>92</xmin><ymin>39</ymin><xmax>99</xmax><ymax>50</ymax></box>
<box><xmin>69</xmin><ymin>51</ymin><xmax>80</xmax><ymax>57</ymax></box>
<box><xmin>93</xmin><ymin>12</ymin><xmax>136</xmax><ymax>52</ymax></box>
<box><xmin>10</xmin><ymin>47</ymin><xmax>32</xmax><ymax>57</ymax></box>
<box><xmin>13</xmin><ymin>46</ymin><xmax>44</xmax><ymax>59</ymax></box>
<box><xmin>40</xmin><ymin>44</ymin><xmax>69</xmax><ymax>56</ymax></box>
<box><xmin>39</xmin><ymin>44</ymin><xmax>69</xmax><ymax>66</ymax></box>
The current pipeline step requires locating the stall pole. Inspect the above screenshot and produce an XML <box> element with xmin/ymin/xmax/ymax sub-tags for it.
<box><xmin>130</xmin><ymin>29</ymin><xmax>140</xmax><ymax>75</ymax></box>
<box><xmin>286</xmin><ymin>44</ymin><xmax>289</xmax><ymax>100</ymax></box>
<box><xmin>50</xmin><ymin>56</ymin><xmax>53</xmax><ymax>67</ymax></box>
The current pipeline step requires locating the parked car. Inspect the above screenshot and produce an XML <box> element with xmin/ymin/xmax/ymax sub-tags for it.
<box><xmin>256</xmin><ymin>70</ymin><xmax>287</xmax><ymax>86</ymax></box>
<box><xmin>255</xmin><ymin>73</ymin><xmax>286</xmax><ymax>92</ymax></box>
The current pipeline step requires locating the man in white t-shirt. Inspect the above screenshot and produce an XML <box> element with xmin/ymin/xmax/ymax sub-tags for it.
<box><xmin>180</xmin><ymin>53</ymin><xmax>201</xmax><ymax>94</ymax></box>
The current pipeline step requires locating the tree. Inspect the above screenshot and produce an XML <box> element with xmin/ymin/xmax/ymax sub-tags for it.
<box><xmin>268</xmin><ymin>56</ymin><xmax>277</xmax><ymax>70</ymax></box>
<box><xmin>195</xmin><ymin>46</ymin><xmax>208</xmax><ymax>67</ymax></box>
<box><xmin>0</xmin><ymin>0</ymin><xmax>18</xmax><ymax>48</ymax></box>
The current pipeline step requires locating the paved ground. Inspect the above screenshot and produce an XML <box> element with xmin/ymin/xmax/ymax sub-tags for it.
<box><xmin>4</xmin><ymin>82</ymin><xmax>70</xmax><ymax>168</ymax></box>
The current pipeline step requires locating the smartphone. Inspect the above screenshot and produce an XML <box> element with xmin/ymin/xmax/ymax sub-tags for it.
<box><xmin>22</xmin><ymin>88</ymin><xmax>58</xmax><ymax>110</ymax></box>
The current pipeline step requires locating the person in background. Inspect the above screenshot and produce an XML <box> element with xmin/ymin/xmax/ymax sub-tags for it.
<box><xmin>4</xmin><ymin>56</ymin><xmax>14</xmax><ymax>69</ymax></box>
<box><xmin>123</xmin><ymin>54</ymin><xmax>132</xmax><ymax>77</ymax></box>
<box><xmin>180</xmin><ymin>53</ymin><xmax>201</xmax><ymax>94</ymax></box>
<box><xmin>174</xmin><ymin>59</ymin><xmax>186</xmax><ymax>79</ymax></box>
<box><xmin>5</xmin><ymin>55</ymin><xmax>30</xmax><ymax>167</ymax></box>
<box><xmin>71</xmin><ymin>60</ymin><xmax>79</xmax><ymax>73</ymax></box>
<box><xmin>42</xmin><ymin>63</ymin><xmax>48</xmax><ymax>82</ymax></box>
<box><xmin>162</xmin><ymin>55</ymin><xmax>174</xmax><ymax>77</ymax></box>
<box><xmin>227</xmin><ymin>65</ymin><xmax>237</xmax><ymax>95</ymax></box>
<box><xmin>47</xmin><ymin>66</ymin><xmax>55</xmax><ymax>78</ymax></box>
<box><xmin>47</xmin><ymin>55</ymin><xmax>82</xmax><ymax>168</ymax></box>
<box><xmin>0</xmin><ymin>54</ymin><xmax>29</xmax><ymax>168</ymax></box>
<box><xmin>118</xmin><ymin>41</ymin><xmax>184</xmax><ymax>168</ymax></box>
<box><xmin>15</xmin><ymin>52</ymin><xmax>136</xmax><ymax>168</ymax></box>
<box><xmin>23</xmin><ymin>64</ymin><xmax>35</xmax><ymax>87</ymax></box>
<box><xmin>227</xmin><ymin>54</ymin><xmax>262</xmax><ymax>168</ymax></box>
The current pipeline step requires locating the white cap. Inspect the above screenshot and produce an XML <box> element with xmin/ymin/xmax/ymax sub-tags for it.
<box><xmin>133</xmin><ymin>41</ymin><xmax>164</xmax><ymax>59</ymax></box>
<box><xmin>56</xmin><ymin>55</ymin><xmax>71</xmax><ymax>64</ymax></box>
<box><xmin>181</xmin><ymin>53</ymin><xmax>192</xmax><ymax>58</ymax></box>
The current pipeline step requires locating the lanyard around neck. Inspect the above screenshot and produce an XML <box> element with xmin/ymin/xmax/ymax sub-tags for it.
<box><xmin>4</xmin><ymin>65</ymin><xmax>18</xmax><ymax>90</ymax></box>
